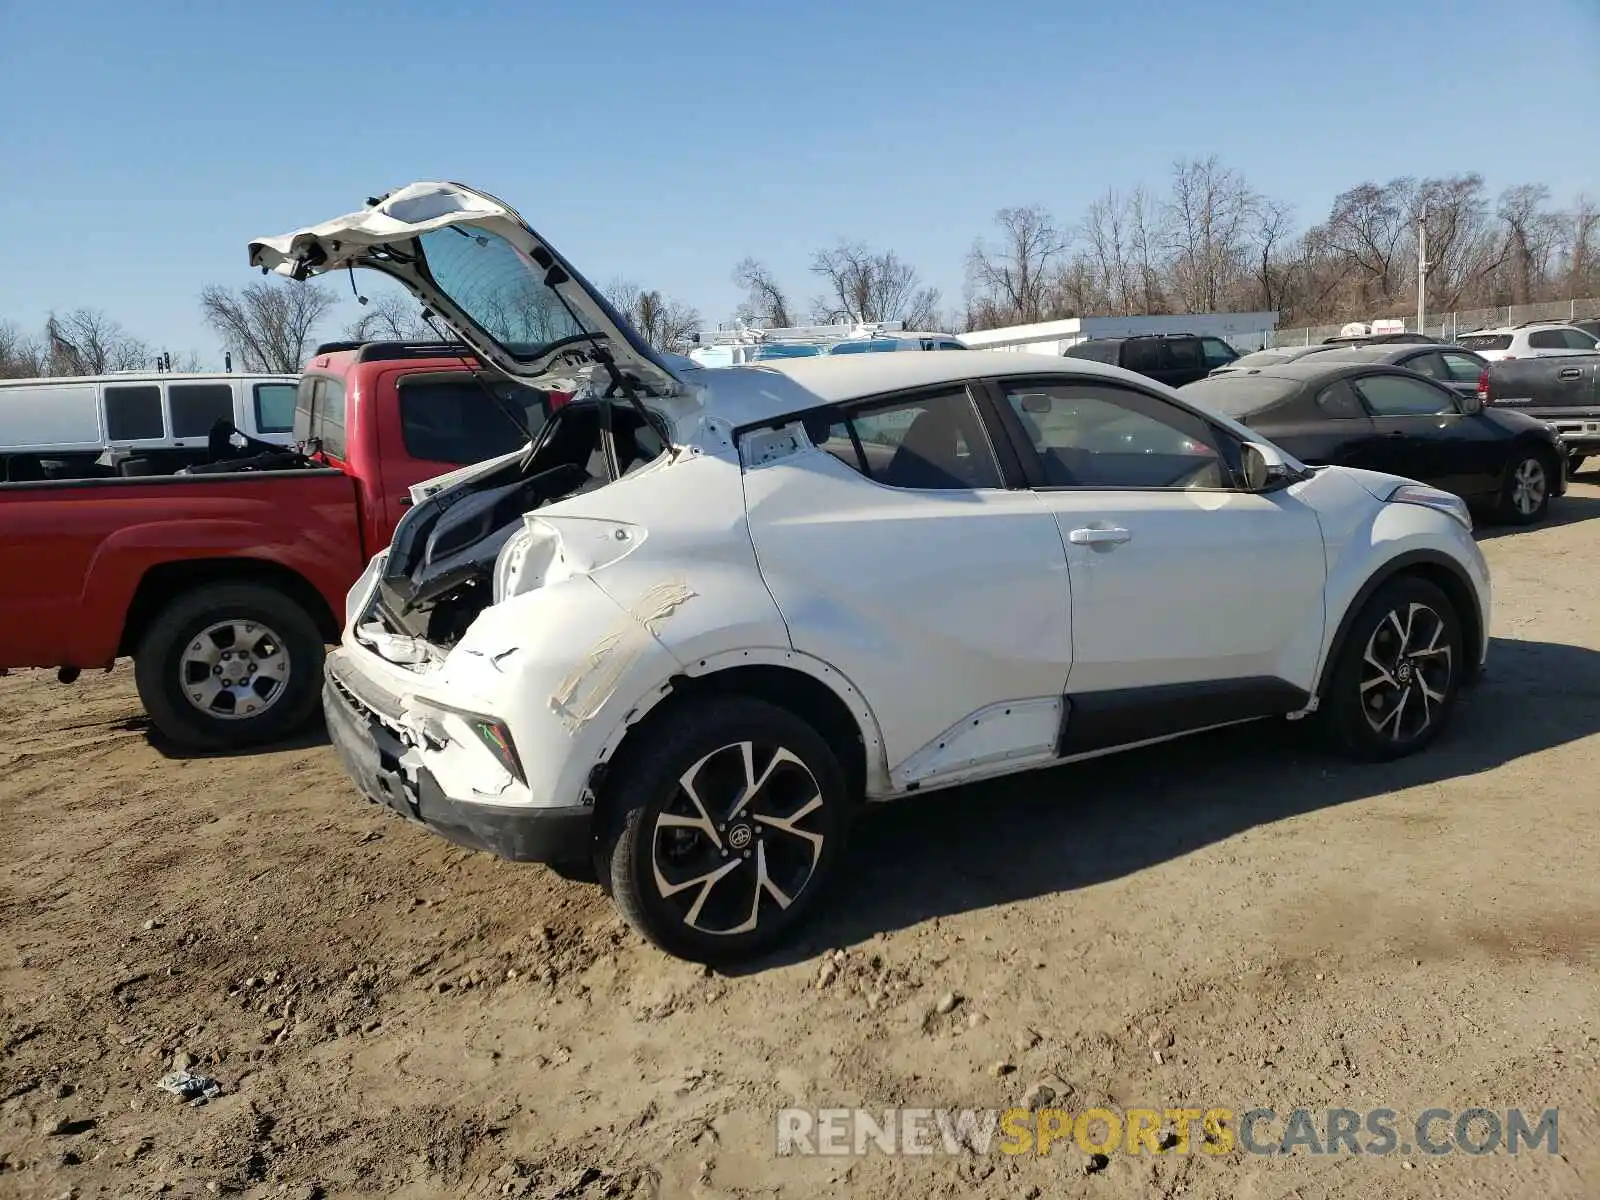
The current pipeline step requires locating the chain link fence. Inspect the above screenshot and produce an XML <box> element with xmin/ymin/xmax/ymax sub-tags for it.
<box><xmin>1270</xmin><ymin>298</ymin><xmax>1600</xmax><ymax>347</ymax></box>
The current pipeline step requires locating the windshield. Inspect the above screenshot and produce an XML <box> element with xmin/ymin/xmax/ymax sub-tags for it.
<box><xmin>416</xmin><ymin>227</ymin><xmax>600</xmax><ymax>361</ymax></box>
<box><xmin>1180</xmin><ymin>374</ymin><xmax>1301</xmax><ymax>418</ymax></box>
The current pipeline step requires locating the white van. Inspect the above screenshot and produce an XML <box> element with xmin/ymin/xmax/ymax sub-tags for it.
<box><xmin>0</xmin><ymin>372</ymin><xmax>298</xmax><ymax>480</ymax></box>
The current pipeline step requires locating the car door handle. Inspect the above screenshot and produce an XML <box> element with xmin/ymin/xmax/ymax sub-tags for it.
<box><xmin>1559</xmin><ymin>368</ymin><xmax>1582</xmax><ymax>380</ymax></box>
<box><xmin>1069</xmin><ymin>527</ymin><xmax>1131</xmax><ymax>546</ymax></box>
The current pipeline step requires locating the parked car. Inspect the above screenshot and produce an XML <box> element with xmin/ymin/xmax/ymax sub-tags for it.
<box><xmin>1454</xmin><ymin>322</ymin><xmax>1599</xmax><ymax>363</ymax></box>
<box><xmin>0</xmin><ymin>341</ymin><xmax>564</xmax><ymax>748</ymax></box>
<box><xmin>1209</xmin><ymin>344</ymin><xmax>1346</xmax><ymax>375</ymax></box>
<box><xmin>0</xmin><ymin>372</ymin><xmax>297</xmax><ymax>482</ymax></box>
<box><xmin>250</xmin><ymin>181</ymin><xmax>1493</xmax><ymax>963</ymax></box>
<box><xmin>1306</xmin><ymin>343</ymin><xmax>1490</xmax><ymax>400</ymax></box>
<box><xmin>1062</xmin><ymin>333</ymin><xmax>1239</xmax><ymax>387</ymax></box>
<box><xmin>1482</xmin><ymin>354</ymin><xmax>1600</xmax><ymax>476</ymax></box>
<box><xmin>1182</xmin><ymin>359</ymin><xmax>1567</xmax><ymax>524</ymax></box>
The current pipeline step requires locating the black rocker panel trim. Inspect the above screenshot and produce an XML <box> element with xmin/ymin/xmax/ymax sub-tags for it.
<box><xmin>1058</xmin><ymin>676</ymin><xmax>1310</xmax><ymax>757</ymax></box>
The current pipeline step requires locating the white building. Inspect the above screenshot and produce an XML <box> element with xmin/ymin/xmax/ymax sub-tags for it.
<box><xmin>959</xmin><ymin>311</ymin><xmax>1280</xmax><ymax>357</ymax></box>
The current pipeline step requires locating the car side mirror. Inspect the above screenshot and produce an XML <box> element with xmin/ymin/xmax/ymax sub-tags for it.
<box><xmin>1240</xmin><ymin>440</ymin><xmax>1303</xmax><ymax>492</ymax></box>
<box><xmin>1459</xmin><ymin>393</ymin><xmax>1483</xmax><ymax>415</ymax></box>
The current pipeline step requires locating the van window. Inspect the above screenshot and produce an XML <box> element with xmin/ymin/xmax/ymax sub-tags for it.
<box><xmin>1162</xmin><ymin>338</ymin><xmax>1204</xmax><ymax>371</ymax></box>
<box><xmin>169</xmin><ymin>383</ymin><xmax>237</xmax><ymax>439</ymax></box>
<box><xmin>103</xmin><ymin>385</ymin><xmax>164</xmax><ymax>441</ymax></box>
<box><xmin>397</xmin><ymin>376</ymin><xmax>548</xmax><ymax>465</ymax></box>
<box><xmin>253</xmin><ymin>383</ymin><xmax>297</xmax><ymax>434</ymax></box>
<box><xmin>1120</xmin><ymin>340</ymin><xmax>1161</xmax><ymax>372</ymax></box>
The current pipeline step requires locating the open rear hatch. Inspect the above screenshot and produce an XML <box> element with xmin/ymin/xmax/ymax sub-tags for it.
<box><xmin>248</xmin><ymin>182</ymin><xmax>691</xmax><ymax>652</ymax></box>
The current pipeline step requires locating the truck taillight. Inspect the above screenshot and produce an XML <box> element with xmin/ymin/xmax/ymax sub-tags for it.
<box><xmin>1477</xmin><ymin>371</ymin><xmax>1490</xmax><ymax>405</ymax></box>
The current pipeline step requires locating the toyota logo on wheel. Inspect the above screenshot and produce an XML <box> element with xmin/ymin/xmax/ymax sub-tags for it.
<box><xmin>728</xmin><ymin>823</ymin><xmax>753</xmax><ymax>851</ymax></box>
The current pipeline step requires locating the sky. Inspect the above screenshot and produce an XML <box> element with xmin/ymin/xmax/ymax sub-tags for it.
<box><xmin>2</xmin><ymin>0</ymin><xmax>1598</xmax><ymax>366</ymax></box>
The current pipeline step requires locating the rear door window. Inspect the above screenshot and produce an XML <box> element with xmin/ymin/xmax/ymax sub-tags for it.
<box><xmin>1315</xmin><ymin>380</ymin><xmax>1367</xmax><ymax>420</ymax></box>
<box><xmin>1440</xmin><ymin>352</ymin><xmax>1486</xmax><ymax>383</ymax></box>
<box><xmin>1353</xmin><ymin>373</ymin><xmax>1456</xmax><ymax>416</ymax></box>
<box><xmin>396</xmin><ymin>376</ymin><xmax>548</xmax><ymax>465</ymax></box>
<box><xmin>168</xmin><ymin>383</ymin><xmax>237</xmax><ymax>439</ymax></box>
<box><xmin>1161</xmin><ymin>338</ymin><xmax>1204</xmax><ymax>373</ymax></box>
<box><xmin>1120</xmin><ymin>340</ymin><xmax>1160</xmax><ymax>372</ymax></box>
<box><xmin>1402</xmin><ymin>352</ymin><xmax>1448</xmax><ymax>380</ymax></box>
<box><xmin>103</xmin><ymin>385</ymin><xmax>165</xmax><ymax>441</ymax></box>
<box><xmin>253</xmin><ymin>383</ymin><xmax>298</xmax><ymax>433</ymax></box>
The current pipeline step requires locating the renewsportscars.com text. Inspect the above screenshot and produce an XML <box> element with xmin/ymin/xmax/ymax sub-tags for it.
<box><xmin>775</xmin><ymin>1106</ymin><xmax>1559</xmax><ymax>1158</ymax></box>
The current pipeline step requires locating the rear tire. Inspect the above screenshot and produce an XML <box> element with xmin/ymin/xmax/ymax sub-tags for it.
<box><xmin>133</xmin><ymin>583</ymin><xmax>325</xmax><ymax>751</ymax></box>
<box><xmin>1319</xmin><ymin>576</ymin><xmax>1463</xmax><ymax>762</ymax></box>
<box><xmin>1497</xmin><ymin>449</ymin><xmax>1552</xmax><ymax>524</ymax></box>
<box><xmin>598</xmin><ymin>697</ymin><xmax>850</xmax><ymax>964</ymax></box>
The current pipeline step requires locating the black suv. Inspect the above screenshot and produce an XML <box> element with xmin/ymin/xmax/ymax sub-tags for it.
<box><xmin>1062</xmin><ymin>333</ymin><xmax>1239</xmax><ymax>387</ymax></box>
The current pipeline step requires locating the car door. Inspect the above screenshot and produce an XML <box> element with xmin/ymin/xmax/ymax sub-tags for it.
<box><xmin>1349</xmin><ymin>371</ymin><xmax>1499</xmax><ymax>498</ymax></box>
<box><xmin>741</xmin><ymin>384</ymin><xmax>1075</xmax><ymax>793</ymax></box>
<box><xmin>980</xmin><ymin>373</ymin><xmax>1327</xmax><ymax>754</ymax></box>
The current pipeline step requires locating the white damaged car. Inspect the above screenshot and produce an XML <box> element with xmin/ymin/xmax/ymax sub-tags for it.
<box><xmin>251</xmin><ymin>182</ymin><xmax>1492</xmax><ymax>963</ymax></box>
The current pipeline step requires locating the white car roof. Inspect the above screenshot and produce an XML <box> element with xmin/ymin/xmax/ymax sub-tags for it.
<box><xmin>685</xmin><ymin>349</ymin><xmax>1138</xmax><ymax>429</ymax></box>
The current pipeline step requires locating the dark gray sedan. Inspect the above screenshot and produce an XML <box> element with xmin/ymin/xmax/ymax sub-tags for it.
<box><xmin>1309</xmin><ymin>343</ymin><xmax>1491</xmax><ymax>400</ymax></box>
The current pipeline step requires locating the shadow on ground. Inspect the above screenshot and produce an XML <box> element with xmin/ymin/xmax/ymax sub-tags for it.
<box><xmin>1476</xmin><ymin>490</ymin><xmax>1600</xmax><ymax>540</ymax></box>
<box><xmin>735</xmin><ymin>635</ymin><xmax>1600</xmax><ymax>973</ymax></box>
<box><xmin>141</xmin><ymin>714</ymin><xmax>330</xmax><ymax>760</ymax></box>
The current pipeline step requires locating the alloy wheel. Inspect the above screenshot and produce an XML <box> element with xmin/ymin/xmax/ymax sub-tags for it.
<box><xmin>178</xmin><ymin>620</ymin><xmax>292</xmax><ymax>720</ymax></box>
<box><xmin>649</xmin><ymin>741</ymin><xmax>827</xmax><ymax>936</ymax></box>
<box><xmin>1511</xmin><ymin>457</ymin><xmax>1547</xmax><ymax>517</ymax></box>
<box><xmin>1360</xmin><ymin>602</ymin><xmax>1453</xmax><ymax>743</ymax></box>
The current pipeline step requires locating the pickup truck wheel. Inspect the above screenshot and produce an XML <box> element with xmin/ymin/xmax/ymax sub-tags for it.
<box><xmin>134</xmin><ymin>583</ymin><xmax>325</xmax><ymax>751</ymax></box>
<box><xmin>1498</xmin><ymin>450</ymin><xmax>1552</xmax><ymax>524</ymax></box>
<box><xmin>1320</xmin><ymin>576</ymin><xmax>1463</xmax><ymax>763</ymax></box>
<box><xmin>599</xmin><ymin>697</ymin><xmax>850</xmax><ymax>964</ymax></box>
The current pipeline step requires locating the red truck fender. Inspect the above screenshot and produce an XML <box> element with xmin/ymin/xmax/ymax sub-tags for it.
<box><xmin>71</xmin><ymin>518</ymin><xmax>358</xmax><ymax>667</ymax></box>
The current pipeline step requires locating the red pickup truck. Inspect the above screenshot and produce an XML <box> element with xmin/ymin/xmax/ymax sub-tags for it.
<box><xmin>0</xmin><ymin>340</ymin><xmax>562</xmax><ymax>749</ymax></box>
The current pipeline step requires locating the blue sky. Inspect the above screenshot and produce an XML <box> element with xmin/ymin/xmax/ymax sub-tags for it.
<box><xmin>2</xmin><ymin>0</ymin><xmax>1597</xmax><ymax>364</ymax></box>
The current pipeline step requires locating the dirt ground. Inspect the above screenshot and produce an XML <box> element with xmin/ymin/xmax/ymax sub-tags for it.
<box><xmin>3</xmin><ymin>479</ymin><xmax>1600</xmax><ymax>1200</ymax></box>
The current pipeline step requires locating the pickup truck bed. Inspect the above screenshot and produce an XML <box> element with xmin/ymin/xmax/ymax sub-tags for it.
<box><xmin>0</xmin><ymin>467</ymin><xmax>366</xmax><ymax>748</ymax></box>
<box><xmin>1485</xmin><ymin>355</ymin><xmax>1600</xmax><ymax>468</ymax></box>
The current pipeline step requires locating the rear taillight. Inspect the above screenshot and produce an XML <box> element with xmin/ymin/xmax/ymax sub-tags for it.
<box><xmin>1477</xmin><ymin>371</ymin><xmax>1490</xmax><ymax>405</ymax></box>
<box><xmin>548</xmin><ymin>390</ymin><xmax>574</xmax><ymax>409</ymax></box>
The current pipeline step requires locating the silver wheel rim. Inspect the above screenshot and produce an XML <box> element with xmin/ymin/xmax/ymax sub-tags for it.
<box><xmin>1511</xmin><ymin>457</ymin><xmax>1546</xmax><ymax>515</ymax></box>
<box><xmin>650</xmin><ymin>741</ymin><xmax>827</xmax><ymax>937</ymax></box>
<box><xmin>178</xmin><ymin>620</ymin><xmax>292</xmax><ymax>721</ymax></box>
<box><xmin>1360</xmin><ymin>602</ymin><xmax>1453</xmax><ymax>743</ymax></box>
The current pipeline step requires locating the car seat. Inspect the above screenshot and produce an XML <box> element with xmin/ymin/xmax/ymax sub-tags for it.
<box><xmin>883</xmin><ymin>406</ymin><xmax>971</xmax><ymax>489</ymax></box>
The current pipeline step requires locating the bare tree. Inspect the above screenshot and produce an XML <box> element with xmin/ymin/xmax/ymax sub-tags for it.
<box><xmin>1323</xmin><ymin>179</ymin><xmax>1416</xmax><ymax>311</ymax></box>
<box><xmin>1563</xmin><ymin>195</ymin><xmax>1600</xmax><ymax>299</ymax></box>
<box><xmin>200</xmin><ymin>281</ymin><xmax>337</xmax><ymax>373</ymax></box>
<box><xmin>965</xmin><ymin>205</ymin><xmax>1069</xmax><ymax>328</ymax></box>
<box><xmin>0</xmin><ymin>320</ymin><xmax>48</xmax><ymax>378</ymax></box>
<box><xmin>807</xmin><ymin>241</ymin><xmax>942</xmax><ymax>328</ymax></box>
<box><xmin>732</xmin><ymin>258</ymin><xmax>796</xmax><ymax>328</ymax></box>
<box><xmin>1494</xmin><ymin>183</ymin><xmax>1562</xmax><ymax>306</ymax></box>
<box><xmin>43</xmin><ymin>308</ymin><xmax>151</xmax><ymax>375</ymax></box>
<box><xmin>343</xmin><ymin>292</ymin><xmax>442</xmax><ymax>342</ymax></box>
<box><xmin>604</xmin><ymin>279</ymin><xmax>701</xmax><ymax>351</ymax></box>
<box><xmin>1163</xmin><ymin>156</ymin><xmax>1258</xmax><ymax>313</ymax></box>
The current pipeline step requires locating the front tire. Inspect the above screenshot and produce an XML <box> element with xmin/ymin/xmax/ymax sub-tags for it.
<box><xmin>133</xmin><ymin>583</ymin><xmax>325</xmax><ymax>751</ymax></box>
<box><xmin>1321</xmin><ymin>576</ymin><xmax>1463</xmax><ymax>762</ymax></box>
<box><xmin>1498</xmin><ymin>449</ymin><xmax>1552</xmax><ymax>524</ymax></box>
<box><xmin>599</xmin><ymin>697</ymin><xmax>851</xmax><ymax>964</ymax></box>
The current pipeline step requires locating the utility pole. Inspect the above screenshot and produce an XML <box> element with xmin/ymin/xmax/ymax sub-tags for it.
<box><xmin>1416</xmin><ymin>201</ymin><xmax>1429</xmax><ymax>335</ymax></box>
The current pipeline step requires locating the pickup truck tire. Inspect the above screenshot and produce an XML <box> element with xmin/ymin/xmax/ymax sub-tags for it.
<box><xmin>133</xmin><ymin>583</ymin><xmax>325</xmax><ymax>751</ymax></box>
<box><xmin>1497</xmin><ymin>448</ymin><xmax>1553</xmax><ymax>525</ymax></box>
<box><xmin>599</xmin><ymin>697</ymin><xmax>851</xmax><ymax>964</ymax></box>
